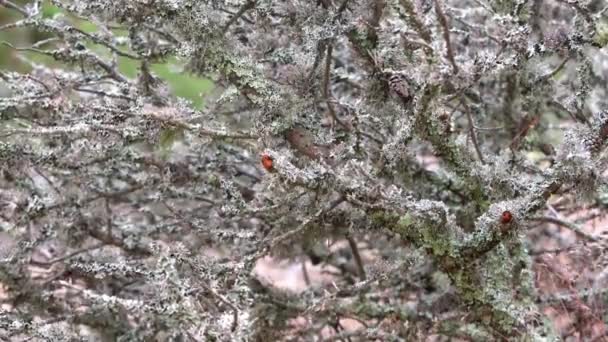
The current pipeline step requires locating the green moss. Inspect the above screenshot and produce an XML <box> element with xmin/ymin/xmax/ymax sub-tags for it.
<box><xmin>347</xmin><ymin>29</ymin><xmax>375</xmax><ymax>52</ymax></box>
<box><xmin>490</xmin><ymin>0</ymin><xmax>517</xmax><ymax>14</ymax></box>
<box><xmin>421</xmin><ymin>229</ymin><xmax>452</xmax><ymax>257</ymax></box>
<box><xmin>397</xmin><ymin>213</ymin><xmax>414</xmax><ymax>231</ymax></box>
<box><xmin>595</xmin><ymin>22</ymin><xmax>608</xmax><ymax>47</ymax></box>
<box><xmin>450</xmin><ymin>268</ymin><xmax>481</xmax><ymax>302</ymax></box>
<box><xmin>207</xmin><ymin>174</ymin><xmax>221</xmax><ymax>188</ymax></box>
<box><xmin>370</xmin><ymin>210</ymin><xmax>401</xmax><ymax>230</ymax></box>
<box><xmin>353</xmin><ymin>300</ymin><xmax>388</xmax><ymax>317</ymax></box>
<box><xmin>41</xmin><ymin>2</ymin><xmax>62</xmax><ymax>18</ymax></box>
<box><xmin>157</xmin><ymin>127</ymin><xmax>185</xmax><ymax>158</ymax></box>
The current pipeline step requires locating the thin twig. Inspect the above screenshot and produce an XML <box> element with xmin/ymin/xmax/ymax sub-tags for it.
<box><xmin>302</xmin><ymin>261</ymin><xmax>311</xmax><ymax>286</ymax></box>
<box><xmin>222</xmin><ymin>1</ymin><xmax>255</xmax><ymax>32</ymax></box>
<box><xmin>345</xmin><ymin>234</ymin><xmax>366</xmax><ymax>280</ymax></box>
<box><xmin>399</xmin><ymin>33</ymin><xmax>435</xmax><ymax>51</ymax></box>
<box><xmin>474</xmin><ymin>124</ymin><xmax>504</xmax><ymax>131</ymax></box>
<box><xmin>461</xmin><ymin>99</ymin><xmax>485</xmax><ymax>164</ymax></box>
<box><xmin>65</xmin><ymin>25</ymin><xmax>141</xmax><ymax>60</ymax></box>
<box><xmin>323</xmin><ymin>43</ymin><xmax>351</xmax><ymax>131</ymax></box>
<box><xmin>31</xmin><ymin>166</ymin><xmax>62</xmax><ymax>198</ymax></box>
<box><xmin>42</xmin><ymin>185</ymin><xmax>145</xmax><ymax>213</ymax></box>
<box><xmin>186</xmin><ymin>259</ymin><xmax>240</xmax><ymax>331</ymax></box>
<box><xmin>104</xmin><ymin>198</ymin><xmax>113</xmax><ymax>237</ymax></box>
<box><xmin>530</xmin><ymin>216</ymin><xmax>599</xmax><ymax>243</ymax></box>
<box><xmin>434</xmin><ymin>0</ymin><xmax>459</xmax><ymax>74</ymax></box>
<box><xmin>398</xmin><ymin>0</ymin><xmax>432</xmax><ymax>43</ymax></box>
<box><xmin>219</xmin><ymin>8</ymin><xmax>254</xmax><ymax>24</ymax></box>
<box><xmin>31</xmin><ymin>37</ymin><xmax>59</xmax><ymax>49</ymax></box>
<box><xmin>0</xmin><ymin>124</ymin><xmax>124</xmax><ymax>137</ymax></box>
<box><xmin>336</xmin><ymin>0</ymin><xmax>353</xmax><ymax>16</ymax></box>
<box><xmin>33</xmin><ymin>243</ymin><xmax>106</xmax><ymax>266</ymax></box>
<box><xmin>257</xmin><ymin>196</ymin><xmax>345</xmax><ymax>259</ymax></box>
<box><xmin>204</xmin><ymin>283</ymin><xmax>240</xmax><ymax>332</ymax></box>
<box><xmin>141</xmin><ymin>109</ymin><xmax>258</xmax><ymax>140</ymax></box>
<box><xmin>528</xmin><ymin>245</ymin><xmax>576</xmax><ymax>256</ymax></box>
<box><xmin>1</xmin><ymin>41</ymin><xmax>129</xmax><ymax>83</ymax></box>
<box><xmin>555</xmin><ymin>0</ymin><xmax>594</xmax><ymax>26</ymax></box>
<box><xmin>307</xmin><ymin>41</ymin><xmax>326</xmax><ymax>84</ymax></box>
<box><xmin>509</xmin><ymin>115</ymin><xmax>540</xmax><ymax>151</ymax></box>
<box><xmin>537</xmin><ymin>57</ymin><xmax>570</xmax><ymax>82</ymax></box>
<box><xmin>0</xmin><ymin>0</ymin><xmax>28</xmax><ymax>16</ymax></box>
<box><xmin>74</xmin><ymin>87</ymin><xmax>135</xmax><ymax>101</ymax></box>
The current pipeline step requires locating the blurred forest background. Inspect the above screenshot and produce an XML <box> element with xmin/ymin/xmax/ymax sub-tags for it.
<box><xmin>0</xmin><ymin>1</ymin><xmax>213</xmax><ymax>107</ymax></box>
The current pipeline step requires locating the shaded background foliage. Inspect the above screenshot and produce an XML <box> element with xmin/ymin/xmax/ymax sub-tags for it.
<box><xmin>0</xmin><ymin>0</ymin><xmax>608</xmax><ymax>341</ymax></box>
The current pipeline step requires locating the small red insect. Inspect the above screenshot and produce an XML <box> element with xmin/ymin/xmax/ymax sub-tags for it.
<box><xmin>500</xmin><ymin>210</ymin><xmax>513</xmax><ymax>224</ymax></box>
<box><xmin>261</xmin><ymin>153</ymin><xmax>274</xmax><ymax>171</ymax></box>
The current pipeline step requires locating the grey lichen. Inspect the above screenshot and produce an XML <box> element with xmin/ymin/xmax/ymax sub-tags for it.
<box><xmin>0</xmin><ymin>0</ymin><xmax>607</xmax><ymax>340</ymax></box>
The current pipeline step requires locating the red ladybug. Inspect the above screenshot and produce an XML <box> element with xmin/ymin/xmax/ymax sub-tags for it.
<box><xmin>500</xmin><ymin>210</ymin><xmax>513</xmax><ymax>224</ymax></box>
<box><xmin>261</xmin><ymin>154</ymin><xmax>274</xmax><ymax>171</ymax></box>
